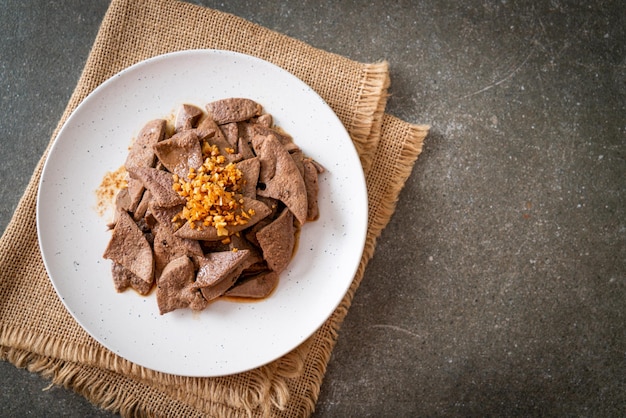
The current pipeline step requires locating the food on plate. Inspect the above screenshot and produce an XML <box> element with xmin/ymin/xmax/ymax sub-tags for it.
<box><xmin>102</xmin><ymin>98</ymin><xmax>323</xmax><ymax>314</ymax></box>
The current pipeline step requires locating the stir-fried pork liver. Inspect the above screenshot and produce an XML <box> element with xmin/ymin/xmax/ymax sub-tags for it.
<box><xmin>127</xmin><ymin>167</ymin><xmax>186</xmax><ymax>208</ymax></box>
<box><xmin>303</xmin><ymin>159</ymin><xmax>322</xmax><ymax>221</ymax></box>
<box><xmin>152</xmin><ymin>222</ymin><xmax>203</xmax><ymax>279</ymax></box>
<box><xmin>174</xmin><ymin>104</ymin><xmax>203</xmax><ymax>132</ymax></box>
<box><xmin>125</xmin><ymin>119</ymin><xmax>167</xmax><ymax>170</ymax></box>
<box><xmin>111</xmin><ymin>262</ymin><xmax>153</xmax><ymax>295</ymax></box>
<box><xmin>237</xmin><ymin>135</ymin><xmax>256</xmax><ymax>160</ymax></box>
<box><xmin>103</xmin><ymin>99</ymin><xmax>322</xmax><ymax>314</ymax></box>
<box><xmin>206</xmin><ymin>98</ymin><xmax>262</xmax><ymax>124</ymax></box>
<box><xmin>198</xmin><ymin>117</ymin><xmax>243</xmax><ymax>163</ymax></box>
<box><xmin>174</xmin><ymin>197</ymin><xmax>272</xmax><ymax>241</ymax></box>
<box><xmin>156</xmin><ymin>255</ymin><xmax>208</xmax><ymax>314</ymax></box>
<box><xmin>152</xmin><ymin>130</ymin><xmax>203</xmax><ymax>179</ymax></box>
<box><xmin>235</xmin><ymin>157</ymin><xmax>260</xmax><ymax>199</ymax></box>
<box><xmin>220</xmin><ymin>122</ymin><xmax>239</xmax><ymax>148</ymax></box>
<box><xmin>124</xmin><ymin>119</ymin><xmax>166</xmax><ymax>211</ymax></box>
<box><xmin>225</xmin><ymin>271</ymin><xmax>279</xmax><ymax>299</ymax></box>
<box><xmin>228</xmin><ymin>234</ymin><xmax>263</xmax><ymax>265</ymax></box>
<box><xmin>192</xmin><ymin>115</ymin><xmax>217</xmax><ymax>140</ymax></box>
<box><xmin>132</xmin><ymin>190</ymin><xmax>152</xmax><ymax>221</ymax></box>
<box><xmin>256</xmin><ymin>208</ymin><xmax>295</xmax><ymax>274</ymax></box>
<box><xmin>147</xmin><ymin>203</ymin><xmax>183</xmax><ymax>230</ymax></box>
<box><xmin>103</xmin><ymin>210</ymin><xmax>154</xmax><ymax>284</ymax></box>
<box><xmin>254</xmin><ymin>113</ymin><xmax>272</xmax><ymax>128</ymax></box>
<box><xmin>196</xmin><ymin>250</ymin><xmax>256</xmax><ymax>301</ymax></box>
<box><xmin>195</xmin><ymin>250</ymin><xmax>249</xmax><ymax>286</ymax></box>
<box><xmin>254</xmin><ymin>135</ymin><xmax>308</xmax><ymax>225</ymax></box>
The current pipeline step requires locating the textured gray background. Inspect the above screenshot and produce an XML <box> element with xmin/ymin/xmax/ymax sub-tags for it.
<box><xmin>1</xmin><ymin>1</ymin><xmax>625</xmax><ymax>416</ymax></box>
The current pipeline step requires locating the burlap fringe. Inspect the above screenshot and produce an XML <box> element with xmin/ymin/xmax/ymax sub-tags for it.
<box><xmin>0</xmin><ymin>320</ymin><xmax>302</xmax><ymax>416</ymax></box>
<box><xmin>362</xmin><ymin>75</ymin><xmax>391</xmax><ymax>177</ymax></box>
<box><xmin>349</xmin><ymin>61</ymin><xmax>390</xmax><ymax>173</ymax></box>
<box><xmin>1</xmin><ymin>346</ymin><xmax>140</xmax><ymax>417</ymax></box>
<box><xmin>0</xmin><ymin>341</ymin><xmax>305</xmax><ymax>418</ymax></box>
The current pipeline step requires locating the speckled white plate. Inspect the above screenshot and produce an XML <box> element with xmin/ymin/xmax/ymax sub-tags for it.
<box><xmin>36</xmin><ymin>49</ymin><xmax>367</xmax><ymax>377</ymax></box>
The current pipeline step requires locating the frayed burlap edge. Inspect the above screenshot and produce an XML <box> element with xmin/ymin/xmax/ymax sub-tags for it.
<box><xmin>1</xmin><ymin>346</ymin><xmax>207</xmax><ymax>418</ymax></box>
<box><xmin>349</xmin><ymin>64</ymin><xmax>390</xmax><ymax>174</ymax></box>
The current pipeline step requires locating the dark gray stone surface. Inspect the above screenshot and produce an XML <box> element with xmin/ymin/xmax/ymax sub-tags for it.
<box><xmin>1</xmin><ymin>1</ymin><xmax>624</xmax><ymax>416</ymax></box>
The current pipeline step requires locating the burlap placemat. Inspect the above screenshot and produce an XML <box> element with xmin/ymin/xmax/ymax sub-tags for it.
<box><xmin>0</xmin><ymin>0</ymin><xmax>428</xmax><ymax>416</ymax></box>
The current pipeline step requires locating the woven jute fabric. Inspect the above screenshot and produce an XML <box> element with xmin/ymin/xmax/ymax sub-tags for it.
<box><xmin>0</xmin><ymin>0</ymin><xmax>428</xmax><ymax>416</ymax></box>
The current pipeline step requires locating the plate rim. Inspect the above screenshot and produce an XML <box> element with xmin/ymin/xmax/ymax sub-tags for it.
<box><xmin>36</xmin><ymin>48</ymin><xmax>368</xmax><ymax>377</ymax></box>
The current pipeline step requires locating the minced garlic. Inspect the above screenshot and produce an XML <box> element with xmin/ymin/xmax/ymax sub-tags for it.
<box><xmin>172</xmin><ymin>142</ymin><xmax>252</xmax><ymax>236</ymax></box>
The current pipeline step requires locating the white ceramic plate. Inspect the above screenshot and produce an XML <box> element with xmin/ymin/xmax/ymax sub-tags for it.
<box><xmin>37</xmin><ymin>50</ymin><xmax>367</xmax><ymax>377</ymax></box>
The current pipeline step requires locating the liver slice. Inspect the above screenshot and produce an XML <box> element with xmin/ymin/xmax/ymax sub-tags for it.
<box><xmin>174</xmin><ymin>197</ymin><xmax>271</xmax><ymax>241</ymax></box>
<box><xmin>256</xmin><ymin>208</ymin><xmax>295</xmax><ymax>274</ymax></box>
<box><xmin>195</xmin><ymin>250</ymin><xmax>252</xmax><ymax>301</ymax></box>
<box><xmin>125</xmin><ymin>119</ymin><xmax>166</xmax><ymax>170</ymax></box>
<box><xmin>195</xmin><ymin>250</ymin><xmax>249</xmax><ymax>286</ymax></box>
<box><xmin>236</xmin><ymin>157</ymin><xmax>260</xmax><ymax>199</ymax></box>
<box><xmin>152</xmin><ymin>130</ymin><xmax>203</xmax><ymax>179</ymax></box>
<box><xmin>206</xmin><ymin>98</ymin><xmax>262</xmax><ymax>124</ymax></box>
<box><xmin>111</xmin><ymin>262</ymin><xmax>153</xmax><ymax>295</ymax></box>
<box><xmin>156</xmin><ymin>256</ymin><xmax>208</xmax><ymax>315</ymax></box>
<box><xmin>103</xmin><ymin>210</ymin><xmax>154</xmax><ymax>284</ymax></box>
<box><xmin>127</xmin><ymin>167</ymin><xmax>186</xmax><ymax>208</ymax></box>
<box><xmin>254</xmin><ymin>135</ymin><xmax>308</xmax><ymax>225</ymax></box>
<box><xmin>303</xmin><ymin>159</ymin><xmax>321</xmax><ymax>221</ymax></box>
<box><xmin>225</xmin><ymin>271</ymin><xmax>279</xmax><ymax>299</ymax></box>
<box><xmin>152</xmin><ymin>222</ymin><xmax>202</xmax><ymax>279</ymax></box>
<box><xmin>175</xmin><ymin>104</ymin><xmax>203</xmax><ymax>132</ymax></box>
